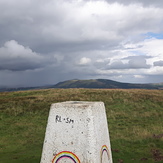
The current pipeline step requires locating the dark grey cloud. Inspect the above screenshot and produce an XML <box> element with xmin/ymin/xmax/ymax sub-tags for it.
<box><xmin>0</xmin><ymin>0</ymin><xmax>123</xmax><ymax>54</ymax></box>
<box><xmin>108</xmin><ymin>61</ymin><xmax>128</xmax><ymax>69</ymax></box>
<box><xmin>103</xmin><ymin>56</ymin><xmax>151</xmax><ymax>70</ymax></box>
<box><xmin>128</xmin><ymin>57</ymin><xmax>150</xmax><ymax>69</ymax></box>
<box><xmin>104</xmin><ymin>0</ymin><xmax>163</xmax><ymax>7</ymax></box>
<box><xmin>1</xmin><ymin>0</ymin><xmax>162</xmax><ymax>54</ymax></box>
<box><xmin>154</xmin><ymin>60</ymin><xmax>163</xmax><ymax>67</ymax></box>
<box><xmin>93</xmin><ymin>59</ymin><xmax>110</xmax><ymax>69</ymax></box>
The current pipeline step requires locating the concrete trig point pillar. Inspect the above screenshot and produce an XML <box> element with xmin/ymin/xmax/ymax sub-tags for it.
<box><xmin>40</xmin><ymin>101</ymin><xmax>113</xmax><ymax>163</ymax></box>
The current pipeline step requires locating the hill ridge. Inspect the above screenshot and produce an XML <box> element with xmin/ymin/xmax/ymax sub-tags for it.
<box><xmin>52</xmin><ymin>79</ymin><xmax>163</xmax><ymax>89</ymax></box>
<box><xmin>1</xmin><ymin>79</ymin><xmax>163</xmax><ymax>92</ymax></box>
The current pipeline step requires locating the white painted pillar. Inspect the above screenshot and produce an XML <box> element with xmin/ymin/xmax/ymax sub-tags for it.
<box><xmin>40</xmin><ymin>101</ymin><xmax>113</xmax><ymax>163</ymax></box>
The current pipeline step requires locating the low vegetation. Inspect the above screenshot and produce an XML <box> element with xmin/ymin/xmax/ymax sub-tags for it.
<box><xmin>0</xmin><ymin>88</ymin><xmax>163</xmax><ymax>163</ymax></box>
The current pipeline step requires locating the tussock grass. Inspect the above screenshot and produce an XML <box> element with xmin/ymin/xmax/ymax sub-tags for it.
<box><xmin>0</xmin><ymin>88</ymin><xmax>163</xmax><ymax>162</ymax></box>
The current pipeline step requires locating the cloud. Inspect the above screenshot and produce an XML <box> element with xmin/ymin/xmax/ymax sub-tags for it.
<box><xmin>102</xmin><ymin>55</ymin><xmax>151</xmax><ymax>70</ymax></box>
<box><xmin>122</xmin><ymin>38</ymin><xmax>163</xmax><ymax>67</ymax></box>
<box><xmin>0</xmin><ymin>0</ymin><xmax>163</xmax><ymax>86</ymax></box>
<box><xmin>108</xmin><ymin>61</ymin><xmax>127</xmax><ymax>69</ymax></box>
<box><xmin>94</xmin><ymin>58</ymin><xmax>110</xmax><ymax>69</ymax></box>
<box><xmin>128</xmin><ymin>57</ymin><xmax>150</xmax><ymax>69</ymax></box>
<box><xmin>0</xmin><ymin>40</ymin><xmax>50</xmax><ymax>71</ymax></box>
<box><xmin>154</xmin><ymin>61</ymin><xmax>163</xmax><ymax>67</ymax></box>
<box><xmin>134</xmin><ymin>75</ymin><xmax>145</xmax><ymax>79</ymax></box>
<box><xmin>1</xmin><ymin>0</ymin><xmax>163</xmax><ymax>52</ymax></box>
<box><xmin>77</xmin><ymin>57</ymin><xmax>91</xmax><ymax>66</ymax></box>
<box><xmin>104</xmin><ymin>0</ymin><xmax>163</xmax><ymax>7</ymax></box>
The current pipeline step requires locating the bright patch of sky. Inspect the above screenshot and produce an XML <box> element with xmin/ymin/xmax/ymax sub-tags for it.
<box><xmin>145</xmin><ymin>32</ymin><xmax>163</xmax><ymax>39</ymax></box>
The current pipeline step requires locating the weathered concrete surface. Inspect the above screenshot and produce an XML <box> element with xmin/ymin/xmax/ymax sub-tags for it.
<box><xmin>40</xmin><ymin>101</ymin><xmax>113</xmax><ymax>163</ymax></box>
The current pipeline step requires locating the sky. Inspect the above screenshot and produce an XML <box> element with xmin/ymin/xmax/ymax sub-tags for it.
<box><xmin>0</xmin><ymin>0</ymin><xmax>163</xmax><ymax>87</ymax></box>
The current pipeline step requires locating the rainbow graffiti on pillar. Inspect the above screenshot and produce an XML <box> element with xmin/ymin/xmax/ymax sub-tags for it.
<box><xmin>52</xmin><ymin>151</ymin><xmax>80</xmax><ymax>163</ymax></box>
<box><xmin>101</xmin><ymin>145</ymin><xmax>110</xmax><ymax>163</ymax></box>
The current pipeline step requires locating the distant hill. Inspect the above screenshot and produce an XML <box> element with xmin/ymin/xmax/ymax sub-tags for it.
<box><xmin>0</xmin><ymin>86</ymin><xmax>41</xmax><ymax>92</ymax></box>
<box><xmin>51</xmin><ymin>79</ymin><xmax>163</xmax><ymax>89</ymax></box>
<box><xmin>1</xmin><ymin>79</ymin><xmax>163</xmax><ymax>92</ymax></box>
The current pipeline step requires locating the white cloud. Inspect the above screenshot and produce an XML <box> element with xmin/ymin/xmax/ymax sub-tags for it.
<box><xmin>78</xmin><ymin>57</ymin><xmax>91</xmax><ymax>65</ymax></box>
<box><xmin>1</xmin><ymin>40</ymin><xmax>39</xmax><ymax>59</ymax></box>
<box><xmin>134</xmin><ymin>75</ymin><xmax>145</xmax><ymax>79</ymax></box>
<box><xmin>146</xmin><ymin>66</ymin><xmax>163</xmax><ymax>75</ymax></box>
<box><xmin>0</xmin><ymin>40</ymin><xmax>50</xmax><ymax>71</ymax></box>
<box><xmin>141</xmin><ymin>39</ymin><xmax>163</xmax><ymax>58</ymax></box>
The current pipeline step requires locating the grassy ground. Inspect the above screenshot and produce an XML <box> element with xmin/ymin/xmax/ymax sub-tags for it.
<box><xmin>0</xmin><ymin>88</ymin><xmax>163</xmax><ymax>163</ymax></box>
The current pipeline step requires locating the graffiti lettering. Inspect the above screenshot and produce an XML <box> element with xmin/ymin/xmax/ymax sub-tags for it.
<box><xmin>55</xmin><ymin>115</ymin><xmax>74</xmax><ymax>124</ymax></box>
<box><xmin>56</xmin><ymin>115</ymin><xmax>62</xmax><ymax>123</ymax></box>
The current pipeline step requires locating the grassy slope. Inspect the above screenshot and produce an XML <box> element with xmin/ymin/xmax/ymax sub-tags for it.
<box><xmin>0</xmin><ymin>89</ymin><xmax>163</xmax><ymax>163</ymax></box>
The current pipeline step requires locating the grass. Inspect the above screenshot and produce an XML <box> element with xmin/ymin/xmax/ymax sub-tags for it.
<box><xmin>0</xmin><ymin>88</ymin><xmax>163</xmax><ymax>162</ymax></box>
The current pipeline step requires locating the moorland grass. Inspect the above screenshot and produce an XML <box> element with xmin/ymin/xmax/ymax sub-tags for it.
<box><xmin>0</xmin><ymin>89</ymin><xmax>163</xmax><ymax>162</ymax></box>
